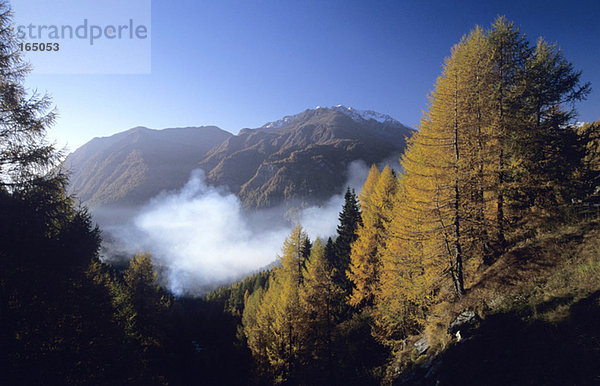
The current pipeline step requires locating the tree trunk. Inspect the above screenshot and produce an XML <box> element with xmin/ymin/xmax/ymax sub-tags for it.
<box><xmin>453</xmin><ymin>73</ymin><xmax>465</xmax><ymax>297</ymax></box>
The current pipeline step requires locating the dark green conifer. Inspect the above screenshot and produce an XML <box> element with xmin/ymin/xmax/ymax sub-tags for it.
<box><xmin>333</xmin><ymin>187</ymin><xmax>362</xmax><ymax>293</ymax></box>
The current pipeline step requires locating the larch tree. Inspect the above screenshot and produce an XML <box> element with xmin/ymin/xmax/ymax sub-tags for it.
<box><xmin>348</xmin><ymin>165</ymin><xmax>397</xmax><ymax>309</ymax></box>
<box><xmin>357</xmin><ymin>164</ymin><xmax>380</xmax><ymax>217</ymax></box>
<box><xmin>121</xmin><ymin>252</ymin><xmax>171</xmax><ymax>347</ymax></box>
<box><xmin>374</xmin><ymin>173</ymin><xmax>433</xmax><ymax>343</ymax></box>
<box><xmin>242</xmin><ymin>285</ymin><xmax>272</xmax><ymax>374</ymax></box>
<box><xmin>485</xmin><ymin>17</ymin><xmax>532</xmax><ymax>250</ymax></box>
<box><xmin>299</xmin><ymin>238</ymin><xmax>342</xmax><ymax>383</ymax></box>
<box><xmin>397</xmin><ymin>37</ymin><xmax>471</xmax><ymax>298</ymax></box>
<box><xmin>244</xmin><ymin>225</ymin><xmax>310</xmax><ymax>383</ymax></box>
<box><xmin>371</xmin><ymin>27</ymin><xmax>490</xmax><ymax>346</ymax></box>
<box><xmin>508</xmin><ymin>37</ymin><xmax>590</xmax><ymax>228</ymax></box>
<box><xmin>455</xmin><ymin>26</ymin><xmax>498</xmax><ymax>265</ymax></box>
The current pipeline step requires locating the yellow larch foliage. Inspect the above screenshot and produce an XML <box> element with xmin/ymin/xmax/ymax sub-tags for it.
<box><xmin>242</xmin><ymin>225</ymin><xmax>309</xmax><ymax>383</ymax></box>
<box><xmin>348</xmin><ymin>165</ymin><xmax>397</xmax><ymax>309</ymax></box>
<box><xmin>373</xmin><ymin>30</ymin><xmax>496</xmax><ymax>344</ymax></box>
<box><xmin>299</xmin><ymin>238</ymin><xmax>341</xmax><ymax>372</ymax></box>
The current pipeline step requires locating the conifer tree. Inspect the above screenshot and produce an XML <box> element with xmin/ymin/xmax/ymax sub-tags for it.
<box><xmin>455</xmin><ymin>26</ymin><xmax>497</xmax><ymax>265</ymax></box>
<box><xmin>299</xmin><ymin>238</ymin><xmax>342</xmax><ymax>383</ymax></box>
<box><xmin>357</xmin><ymin>164</ymin><xmax>380</xmax><ymax>217</ymax></box>
<box><xmin>122</xmin><ymin>253</ymin><xmax>171</xmax><ymax>347</ymax></box>
<box><xmin>0</xmin><ymin>3</ymin><xmax>58</xmax><ymax>191</ymax></box>
<box><xmin>399</xmin><ymin>42</ymin><xmax>468</xmax><ymax>298</ymax></box>
<box><xmin>244</xmin><ymin>225</ymin><xmax>310</xmax><ymax>383</ymax></box>
<box><xmin>507</xmin><ymin>37</ymin><xmax>590</xmax><ymax>228</ymax></box>
<box><xmin>380</xmin><ymin>28</ymin><xmax>496</xmax><ymax>309</ymax></box>
<box><xmin>300</xmin><ymin>237</ymin><xmax>312</xmax><ymax>272</ymax></box>
<box><xmin>324</xmin><ymin>237</ymin><xmax>336</xmax><ymax>269</ymax></box>
<box><xmin>577</xmin><ymin>120</ymin><xmax>600</xmax><ymax>198</ymax></box>
<box><xmin>485</xmin><ymin>17</ymin><xmax>532</xmax><ymax>249</ymax></box>
<box><xmin>332</xmin><ymin>187</ymin><xmax>362</xmax><ymax>294</ymax></box>
<box><xmin>242</xmin><ymin>286</ymin><xmax>271</xmax><ymax>372</ymax></box>
<box><xmin>348</xmin><ymin>165</ymin><xmax>397</xmax><ymax>308</ymax></box>
<box><xmin>374</xmin><ymin>174</ymin><xmax>431</xmax><ymax>343</ymax></box>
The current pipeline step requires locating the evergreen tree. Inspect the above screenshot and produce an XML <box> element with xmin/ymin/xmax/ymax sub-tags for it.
<box><xmin>332</xmin><ymin>187</ymin><xmax>362</xmax><ymax>294</ymax></box>
<box><xmin>0</xmin><ymin>3</ymin><xmax>58</xmax><ymax>192</ymax></box>
<box><xmin>300</xmin><ymin>236</ymin><xmax>313</xmax><ymax>273</ymax></box>
<box><xmin>122</xmin><ymin>252</ymin><xmax>171</xmax><ymax>347</ymax></box>
<box><xmin>324</xmin><ymin>237</ymin><xmax>336</xmax><ymax>269</ymax></box>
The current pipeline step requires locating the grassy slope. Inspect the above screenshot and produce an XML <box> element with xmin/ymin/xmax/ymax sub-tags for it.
<box><xmin>393</xmin><ymin>219</ymin><xmax>600</xmax><ymax>385</ymax></box>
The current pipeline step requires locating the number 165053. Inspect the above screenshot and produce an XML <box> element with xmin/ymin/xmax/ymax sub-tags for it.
<box><xmin>19</xmin><ymin>42</ymin><xmax>60</xmax><ymax>51</ymax></box>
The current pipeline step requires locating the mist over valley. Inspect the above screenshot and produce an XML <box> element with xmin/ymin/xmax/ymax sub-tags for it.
<box><xmin>65</xmin><ymin>106</ymin><xmax>411</xmax><ymax>293</ymax></box>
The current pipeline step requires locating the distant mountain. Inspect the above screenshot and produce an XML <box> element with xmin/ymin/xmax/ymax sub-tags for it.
<box><xmin>201</xmin><ymin>106</ymin><xmax>413</xmax><ymax>208</ymax></box>
<box><xmin>65</xmin><ymin>126</ymin><xmax>232</xmax><ymax>209</ymax></box>
<box><xmin>65</xmin><ymin>106</ymin><xmax>413</xmax><ymax>214</ymax></box>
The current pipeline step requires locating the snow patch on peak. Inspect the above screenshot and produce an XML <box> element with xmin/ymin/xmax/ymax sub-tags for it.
<box><xmin>261</xmin><ymin>105</ymin><xmax>403</xmax><ymax>130</ymax></box>
<box><xmin>262</xmin><ymin>114</ymin><xmax>298</xmax><ymax>130</ymax></box>
<box><xmin>331</xmin><ymin>105</ymin><xmax>399</xmax><ymax>125</ymax></box>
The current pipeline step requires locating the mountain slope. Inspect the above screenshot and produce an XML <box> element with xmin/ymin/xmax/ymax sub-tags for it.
<box><xmin>201</xmin><ymin>106</ymin><xmax>413</xmax><ymax>208</ymax></box>
<box><xmin>65</xmin><ymin>126</ymin><xmax>232</xmax><ymax>208</ymax></box>
<box><xmin>66</xmin><ymin>106</ymin><xmax>413</xmax><ymax>212</ymax></box>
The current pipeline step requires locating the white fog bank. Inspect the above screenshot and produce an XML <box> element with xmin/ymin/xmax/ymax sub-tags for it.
<box><xmin>102</xmin><ymin>159</ymin><xmax>399</xmax><ymax>295</ymax></box>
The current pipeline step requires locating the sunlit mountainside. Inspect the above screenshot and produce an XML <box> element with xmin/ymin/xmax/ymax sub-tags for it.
<box><xmin>66</xmin><ymin>106</ymin><xmax>413</xmax><ymax>213</ymax></box>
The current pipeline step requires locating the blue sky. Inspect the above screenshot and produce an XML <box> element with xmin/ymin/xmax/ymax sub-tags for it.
<box><xmin>18</xmin><ymin>0</ymin><xmax>600</xmax><ymax>151</ymax></box>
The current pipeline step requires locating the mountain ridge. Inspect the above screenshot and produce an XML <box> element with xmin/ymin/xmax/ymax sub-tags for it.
<box><xmin>65</xmin><ymin>106</ymin><xmax>414</xmax><ymax>215</ymax></box>
<box><xmin>199</xmin><ymin>106</ymin><xmax>413</xmax><ymax>208</ymax></box>
<box><xmin>65</xmin><ymin>125</ymin><xmax>233</xmax><ymax>210</ymax></box>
